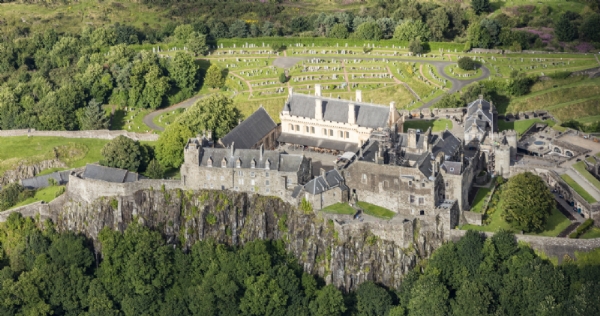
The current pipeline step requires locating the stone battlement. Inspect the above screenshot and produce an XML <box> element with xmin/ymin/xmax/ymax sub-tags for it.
<box><xmin>0</xmin><ymin>129</ymin><xmax>158</xmax><ymax>141</ymax></box>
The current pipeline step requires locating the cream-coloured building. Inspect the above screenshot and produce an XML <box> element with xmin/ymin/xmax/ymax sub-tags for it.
<box><xmin>278</xmin><ymin>85</ymin><xmax>402</xmax><ymax>152</ymax></box>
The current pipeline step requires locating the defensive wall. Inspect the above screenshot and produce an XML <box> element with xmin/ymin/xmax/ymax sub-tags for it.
<box><xmin>450</xmin><ymin>229</ymin><xmax>600</xmax><ymax>263</ymax></box>
<box><xmin>0</xmin><ymin>129</ymin><xmax>159</xmax><ymax>141</ymax></box>
<box><xmin>67</xmin><ymin>175</ymin><xmax>184</xmax><ymax>203</ymax></box>
<box><xmin>0</xmin><ymin>194</ymin><xmax>66</xmax><ymax>223</ymax></box>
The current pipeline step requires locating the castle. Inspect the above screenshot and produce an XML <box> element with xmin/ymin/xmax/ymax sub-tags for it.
<box><xmin>178</xmin><ymin>90</ymin><xmax>521</xmax><ymax>228</ymax></box>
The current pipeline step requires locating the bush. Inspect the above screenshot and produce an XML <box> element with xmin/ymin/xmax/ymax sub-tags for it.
<box><xmin>569</xmin><ymin>219</ymin><xmax>594</xmax><ymax>238</ymax></box>
<box><xmin>548</xmin><ymin>71</ymin><xmax>572</xmax><ymax>80</ymax></box>
<box><xmin>206</xmin><ymin>214</ymin><xmax>217</xmax><ymax>225</ymax></box>
<box><xmin>457</xmin><ymin>57</ymin><xmax>476</xmax><ymax>71</ymax></box>
<box><xmin>300</xmin><ymin>198</ymin><xmax>313</xmax><ymax>214</ymax></box>
<box><xmin>279</xmin><ymin>73</ymin><xmax>287</xmax><ymax>83</ymax></box>
<box><xmin>100</xmin><ymin>135</ymin><xmax>143</xmax><ymax>172</ymax></box>
<box><xmin>408</xmin><ymin>38</ymin><xmax>424</xmax><ymax>54</ymax></box>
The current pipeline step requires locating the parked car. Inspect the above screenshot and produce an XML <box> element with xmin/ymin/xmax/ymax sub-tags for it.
<box><xmin>559</xmin><ymin>194</ymin><xmax>564</xmax><ymax>199</ymax></box>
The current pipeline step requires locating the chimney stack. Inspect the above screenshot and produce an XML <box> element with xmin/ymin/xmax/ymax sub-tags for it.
<box><xmin>315</xmin><ymin>99</ymin><xmax>323</xmax><ymax>120</ymax></box>
<box><xmin>230</xmin><ymin>142</ymin><xmax>235</xmax><ymax>157</ymax></box>
<box><xmin>315</xmin><ymin>84</ymin><xmax>322</xmax><ymax>97</ymax></box>
<box><xmin>356</xmin><ymin>90</ymin><xmax>362</xmax><ymax>102</ymax></box>
<box><xmin>320</xmin><ymin>168</ymin><xmax>326</xmax><ymax>178</ymax></box>
<box><xmin>348</xmin><ymin>103</ymin><xmax>356</xmax><ymax>125</ymax></box>
<box><xmin>390</xmin><ymin>101</ymin><xmax>396</xmax><ymax>110</ymax></box>
<box><xmin>260</xmin><ymin>144</ymin><xmax>264</xmax><ymax>160</ymax></box>
<box><xmin>288</xmin><ymin>87</ymin><xmax>293</xmax><ymax>97</ymax></box>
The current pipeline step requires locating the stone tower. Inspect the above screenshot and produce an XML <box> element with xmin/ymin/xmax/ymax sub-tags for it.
<box><xmin>184</xmin><ymin>137</ymin><xmax>200</xmax><ymax>165</ymax></box>
<box><xmin>504</xmin><ymin>130</ymin><xmax>517</xmax><ymax>161</ymax></box>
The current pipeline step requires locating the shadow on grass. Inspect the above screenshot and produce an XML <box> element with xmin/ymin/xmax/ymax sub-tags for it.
<box><xmin>110</xmin><ymin>109</ymin><xmax>126</xmax><ymax>130</ymax></box>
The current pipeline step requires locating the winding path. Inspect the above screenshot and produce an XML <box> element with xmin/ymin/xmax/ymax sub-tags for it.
<box><xmin>143</xmin><ymin>95</ymin><xmax>207</xmax><ymax>131</ymax></box>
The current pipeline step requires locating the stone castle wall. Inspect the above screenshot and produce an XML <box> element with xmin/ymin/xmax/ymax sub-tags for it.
<box><xmin>67</xmin><ymin>175</ymin><xmax>184</xmax><ymax>203</ymax></box>
<box><xmin>0</xmin><ymin>129</ymin><xmax>159</xmax><ymax>141</ymax></box>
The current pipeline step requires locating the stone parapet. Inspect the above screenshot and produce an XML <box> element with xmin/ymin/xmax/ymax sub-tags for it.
<box><xmin>0</xmin><ymin>129</ymin><xmax>158</xmax><ymax>141</ymax></box>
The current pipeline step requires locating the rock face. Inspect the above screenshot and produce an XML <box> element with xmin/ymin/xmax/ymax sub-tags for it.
<box><xmin>57</xmin><ymin>189</ymin><xmax>446</xmax><ymax>291</ymax></box>
<box><xmin>0</xmin><ymin>159</ymin><xmax>67</xmax><ymax>186</ymax></box>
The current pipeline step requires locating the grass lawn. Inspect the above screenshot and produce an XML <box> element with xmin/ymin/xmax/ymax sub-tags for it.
<box><xmin>497</xmin><ymin>118</ymin><xmax>555</xmax><ymax>136</ymax></box>
<box><xmin>36</xmin><ymin>167</ymin><xmax>68</xmax><ymax>176</ymax></box>
<box><xmin>572</xmin><ymin>161</ymin><xmax>600</xmax><ymax>191</ymax></box>
<box><xmin>462</xmin><ymin>207</ymin><xmax>569</xmax><ymax>237</ymax></box>
<box><xmin>471</xmin><ymin>188</ymin><xmax>491</xmax><ymax>213</ymax></box>
<box><xmin>357</xmin><ymin>201</ymin><xmax>395</xmax><ymax>220</ymax></box>
<box><xmin>0</xmin><ymin>137</ymin><xmax>109</xmax><ymax>177</ymax></box>
<box><xmin>443</xmin><ymin>65</ymin><xmax>482</xmax><ymax>80</ymax></box>
<box><xmin>403</xmin><ymin>119</ymin><xmax>453</xmax><ymax>133</ymax></box>
<box><xmin>362</xmin><ymin>85</ymin><xmax>417</xmax><ymax>109</ymax></box>
<box><xmin>580</xmin><ymin>227</ymin><xmax>600</xmax><ymax>239</ymax></box>
<box><xmin>110</xmin><ymin>108</ymin><xmax>155</xmax><ymax>133</ymax></box>
<box><xmin>321</xmin><ymin>203</ymin><xmax>356</xmax><ymax>215</ymax></box>
<box><xmin>561</xmin><ymin>174</ymin><xmax>597</xmax><ymax>203</ymax></box>
<box><xmin>11</xmin><ymin>186</ymin><xmax>65</xmax><ymax>209</ymax></box>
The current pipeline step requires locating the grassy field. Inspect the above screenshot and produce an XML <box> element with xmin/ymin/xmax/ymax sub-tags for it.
<box><xmin>561</xmin><ymin>174</ymin><xmax>597</xmax><ymax>203</ymax></box>
<box><xmin>497</xmin><ymin>118</ymin><xmax>556</xmax><ymax>136</ymax></box>
<box><xmin>11</xmin><ymin>186</ymin><xmax>65</xmax><ymax>209</ymax></box>
<box><xmin>573</xmin><ymin>162</ymin><xmax>600</xmax><ymax>191</ymax></box>
<box><xmin>443</xmin><ymin>65</ymin><xmax>482</xmax><ymax>80</ymax></box>
<box><xmin>357</xmin><ymin>201</ymin><xmax>395</xmax><ymax>220</ymax></box>
<box><xmin>403</xmin><ymin>119</ymin><xmax>453</xmax><ymax>133</ymax></box>
<box><xmin>471</xmin><ymin>188</ymin><xmax>491</xmax><ymax>214</ymax></box>
<box><xmin>462</xmin><ymin>207</ymin><xmax>570</xmax><ymax>237</ymax></box>
<box><xmin>0</xmin><ymin>137</ymin><xmax>109</xmax><ymax>177</ymax></box>
<box><xmin>321</xmin><ymin>203</ymin><xmax>356</xmax><ymax>215</ymax></box>
<box><xmin>580</xmin><ymin>227</ymin><xmax>600</xmax><ymax>239</ymax></box>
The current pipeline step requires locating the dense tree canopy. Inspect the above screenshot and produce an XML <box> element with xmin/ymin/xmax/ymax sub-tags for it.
<box><xmin>100</xmin><ymin>135</ymin><xmax>144</xmax><ymax>172</ymax></box>
<box><xmin>501</xmin><ymin>172</ymin><xmax>555</xmax><ymax>232</ymax></box>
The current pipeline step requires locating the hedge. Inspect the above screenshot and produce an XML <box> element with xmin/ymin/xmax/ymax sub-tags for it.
<box><xmin>569</xmin><ymin>219</ymin><xmax>594</xmax><ymax>238</ymax></box>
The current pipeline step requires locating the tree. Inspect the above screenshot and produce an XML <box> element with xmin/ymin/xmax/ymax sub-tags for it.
<box><xmin>204</xmin><ymin>64</ymin><xmax>225</xmax><ymax>89</ymax></box>
<box><xmin>240</xmin><ymin>274</ymin><xmax>287</xmax><ymax>315</ymax></box>
<box><xmin>156</xmin><ymin>123</ymin><xmax>195</xmax><ymax>169</ymax></box>
<box><xmin>187</xmin><ymin>32</ymin><xmax>208</xmax><ymax>56</ymax></box>
<box><xmin>471</xmin><ymin>0</ymin><xmax>490</xmax><ymax>15</ymax></box>
<box><xmin>408</xmin><ymin>38</ymin><xmax>424</xmax><ymax>54</ymax></box>
<box><xmin>261</xmin><ymin>21</ymin><xmax>275</xmax><ymax>37</ymax></box>
<box><xmin>169</xmin><ymin>52</ymin><xmax>199</xmax><ymax>91</ymax></box>
<box><xmin>229</xmin><ymin>20</ymin><xmax>248</xmax><ymax>38</ymax></box>
<box><xmin>146</xmin><ymin>159</ymin><xmax>164</xmax><ymax>179</ymax></box>
<box><xmin>291</xmin><ymin>17</ymin><xmax>310</xmax><ymax>33</ymax></box>
<box><xmin>427</xmin><ymin>8</ymin><xmax>450</xmax><ymax>41</ymax></box>
<box><xmin>407</xmin><ymin>274</ymin><xmax>449</xmax><ymax>316</ymax></box>
<box><xmin>436</xmin><ymin>93</ymin><xmax>464</xmax><ymax>108</ymax></box>
<box><xmin>356</xmin><ymin>281</ymin><xmax>393</xmax><ymax>316</ymax></box>
<box><xmin>174</xmin><ymin>24</ymin><xmax>194</xmax><ymax>42</ymax></box>
<box><xmin>308</xmin><ymin>284</ymin><xmax>346</xmax><ymax>316</ymax></box>
<box><xmin>555</xmin><ymin>14</ymin><xmax>578</xmax><ymax>42</ymax></box>
<box><xmin>328</xmin><ymin>24</ymin><xmax>349</xmax><ymax>39</ymax></box>
<box><xmin>100</xmin><ymin>135</ymin><xmax>143</xmax><ymax>172</ymax></box>
<box><xmin>279</xmin><ymin>73</ymin><xmax>287</xmax><ymax>83</ymax></box>
<box><xmin>501</xmin><ymin>172</ymin><xmax>555</xmax><ymax>232</ymax></box>
<box><xmin>451</xmin><ymin>280</ymin><xmax>493</xmax><ymax>315</ymax></box>
<box><xmin>353</xmin><ymin>22</ymin><xmax>383</xmax><ymax>40</ymax></box>
<box><xmin>579</xmin><ymin>14</ymin><xmax>600</xmax><ymax>42</ymax></box>
<box><xmin>394</xmin><ymin>20</ymin><xmax>431</xmax><ymax>42</ymax></box>
<box><xmin>0</xmin><ymin>183</ymin><xmax>27</xmax><ymax>211</ymax></box>
<box><xmin>77</xmin><ymin>99</ymin><xmax>109</xmax><ymax>130</ymax></box>
<box><xmin>458</xmin><ymin>57</ymin><xmax>476</xmax><ymax>70</ymax></box>
<box><xmin>507</xmin><ymin>75</ymin><xmax>534</xmax><ymax>96</ymax></box>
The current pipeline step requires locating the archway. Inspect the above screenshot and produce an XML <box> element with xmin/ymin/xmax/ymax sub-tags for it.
<box><xmin>554</xmin><ymin>147</ymin><xmax>561</xmax><ymax>153</ymax></box>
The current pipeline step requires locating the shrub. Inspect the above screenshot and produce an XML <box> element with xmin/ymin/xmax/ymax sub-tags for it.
<box><xmin>55</xmin><ymin>187</ymin><xmax>66</xmax><ymax>198</ymax></box>
<box><xmin>110</xmin><ymin>198</ymin><xmax>118</xmax><ymax>209</ymax></box>
<box><xmin>300</xmin><ymin>198</ymin><xmax>313</xmax><ymax>214</ymax></box>
<box><xmin>206</xmin><ymin>214</ymin><xmax>217</xmax><ymax>225</ymax></box>
<box><xmin>458</xmin><ymin>57</ymin><xmax>476</xmax><ymax>71</ymax></box>
<box><xmin>279</xmin><ymin>73</ymin><xmax>287</xmax><ymax>83</ymax></box>
<box><xmin>569</xmin><ymin>219</ymin><xmax>594</xmax><ymax>238</ymax></box>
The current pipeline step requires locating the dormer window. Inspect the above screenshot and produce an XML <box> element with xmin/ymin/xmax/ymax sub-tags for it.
<box><xmin>221</xmin><ymin>158</ymin><xmax>227</xmax><ymax>168</ymax></box>
<box><xmin>251</xmin><ymin>159</ymin><xmax>256</xmax><ymax>168</ymax></box>
<box><xmin>207</xmin><ymin>157</ymin><xmax>213</xmax><ymax>167</ymax></box>
<box><xmin>236</xmin><ymin>158</ymin><xmax>241</xmax><ymax>168</ymax></box>
<box><xmin>265</xmin><ymin>159</ymin><xmax>270</xmax><ymax>170</ymax></box>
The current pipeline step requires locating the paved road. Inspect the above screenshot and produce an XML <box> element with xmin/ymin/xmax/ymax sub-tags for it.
<box><xmin>565</xmin><ymin>169</ymin><xmax>600</xmax><ymax>201</ymax></box>
<box><xmin>271</xmin><ymin>56</ymin><xmax>490</xmax><ymax>108</ymax></box>
<box><xmin>143</xmin><ymin>95</ymin><xmax>207</xmax><ymax>131</ymax></box>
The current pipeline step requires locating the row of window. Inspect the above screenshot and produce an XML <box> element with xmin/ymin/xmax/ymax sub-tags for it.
<box><xmin>207</xmin><ymin>158</ymin><xmax>271</xmax><ymax>169</ymax></box>
<box><xmin>206</xmin><ymin>171</ymin><xmax>270</xmax><ymax>180</ymax></box>
<box><xmin>289</xmin><ymin>124</ymin><xmax>350</xmax><ymax>139</ymax></box>
<box><xmin>204</xmin><ymin>184</ymin><xmax>272</xmax><ymax>193</ymax></box>
<box><xmin>409</xmin><ymin>195</ymin><xmax>425</xmax><ymax>205</ymax></box>
<box><xmin>360</xmin><ymin>174</ymin><xmax>428</xmax><ymax>188</ymax></box>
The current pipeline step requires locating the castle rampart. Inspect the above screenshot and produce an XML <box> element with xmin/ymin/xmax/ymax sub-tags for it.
<box><xmin>0</xmin><ymin>129</ymin><xmax>158</xmax><ymax>141</ymax></box>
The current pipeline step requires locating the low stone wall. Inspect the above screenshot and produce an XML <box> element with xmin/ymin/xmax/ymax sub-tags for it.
<box><xmin>470</xmin><ymin>48</ymin><xmax>503</xmax><ymax>54</ymax></box>
<box><xmin>450</xmin><ymin>229</ymin><xmax>600</xmax><ymax>263</ymax></box>
<box><xmin>0</xmin><ymin>194</ymin><xmax>66</xmax><ymax>222</ymax></box>
<box><xmin>0</xmin><ymin>129</ymin><xmax>158</xmax><ymax>141</ymax></box>
<box><xmin>461</xmin><ymin>211</ymin><xmax>483</xmax><ymax>226</ymax></box>
<box><xmin>67</xmin><ymin>175</ymin><xmax>185</xmax><ymax>203</ymax></box>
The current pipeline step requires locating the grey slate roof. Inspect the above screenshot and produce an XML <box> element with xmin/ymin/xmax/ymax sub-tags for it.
<box><xmin>464</xmin><ymin>118</ymin><xmax>489</xmax><ymax>133</ymax></box>
<box><xmin>432</xmin><ymin>131</ymin><xmax>461</xmax><ymax>157</ymax></box>
<box><xmin>278</xmin><ymin>133</ymin><xmax>358</xmax><ymax>152</ymax></box>
<box><xmin>199</xmin><ymin>147</ymin><xmax>304</xmax><ymax>172</ymax></box>
<box><xmin>83</xmin><ymin>164</ymin><xmax>141</xmax><ymax>183</ymax></box>
<box><xmin>303</xmin><ymin>169</ymin><xmax>346</xmax><ymax>195</ymax></box>
<box><xmin>286</xmin><ymin>93</ymin><xmax>391</xmax><ymax>128</ymax></box>
<box><xmin>291</xmin><ymin>185</ymin><xmax>303</xmax><ymax>198</ymax></box>
<box><xmin>467</xmin><ymin>99</ymin><xmax>493</xmax><ymax>121</ymax></box>
<box><xmin>442</xmin><ymin>161</ymin><xmax>462</xmax><ymax>175</ymax></box>
<box><xmin>21</xmin><ymin>170</ymin><xmax>71</xmax><ymax>189</ymax></box>
<box><xmin>221</xmin><ymin>107</ymin><xmax>277</xmax><ymax>149</ymax></box>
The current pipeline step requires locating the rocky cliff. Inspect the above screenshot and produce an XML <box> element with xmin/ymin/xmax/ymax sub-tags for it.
<box><xmin>0</xmin><ymin>159</ymin><xmax>67</xmax><ymax>186</ymax></box>
<box><xmin>56</xmin><ymin>188</ymin><xmax>447</xmax><ymax>291</ymax></box>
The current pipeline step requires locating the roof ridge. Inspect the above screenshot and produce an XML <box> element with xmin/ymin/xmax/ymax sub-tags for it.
<box><xmin>291</xmin><ymin>92</ymin><xmax>392</xmax><ymax>109</ymax></box>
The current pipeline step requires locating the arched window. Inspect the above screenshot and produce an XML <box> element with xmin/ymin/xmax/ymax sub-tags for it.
<box><xmin>251</xmin><ymin>159</ymin><xmax>256</xmax><ymax>168</ymax></box>
<box><xmin>207</xmin><ymin>157</ymin><xmax>213</xmax><ymax>167</ymax></box>
<box><xmin>221</xmin><ymin>158</ymin><xmax>227</xmax><ymax>168</ymax></box>
<box><xmin>265</xmin><ymin>159</ymin><xmax>270</xmax><ymax>170</ymax></box>
<box><xmin>236</xmin><ymin>158</ymin><xmax>241</xmax><ymax>168</ymax></box>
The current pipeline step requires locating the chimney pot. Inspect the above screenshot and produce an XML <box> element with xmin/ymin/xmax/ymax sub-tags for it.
<box><xmin>315</xmin><ymin>84</ymin><xmax>322</xmax><ymax>97</ymax></box>
<box><xmin>356</xmin><ymin>90</ymin><xmax>362</xmax><ymax>102</ymax></box>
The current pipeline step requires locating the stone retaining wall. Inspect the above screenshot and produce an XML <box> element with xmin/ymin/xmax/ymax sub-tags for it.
<box><xmin>67</xmin><ymin>175</ymin><xmax>185</xmax><ymax>203</ymax></box>
<box><xmin>0</xmin><ymin>129</ymin><xmax>158</xmax><ymax>141</ymax></box>
<box><xmin>461</xmin><ymin>211</ymin><xmax>483</xmax><ymax>226</ymax></box>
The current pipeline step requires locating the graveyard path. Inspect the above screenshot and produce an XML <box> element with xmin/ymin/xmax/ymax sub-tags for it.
<box><xmin>341</xmin><ymin>60</ymin><xmax>351</xmax><ymax>91</ymax></box>
<box><xmin>386</xmin><ymin>66</ymin><xmax>421</xmax><ymax>101</ymax></box>
<box><xmin>142</xmin><ymin>94</ymin><xmax>208</xmax><ymax>131</ymax></box>
<box><xmin>419</xmin><ymin>64</ymin><xmax>443</xmax><ymax>89</ymax></box>
<box><xmin>229</xmin><ymin>72</ymin><xmax>253</xmax><ymax>95</ymax></box>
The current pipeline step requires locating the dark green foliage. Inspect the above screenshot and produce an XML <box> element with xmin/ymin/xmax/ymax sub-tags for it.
<box><xmin>353</xmin><ymin>22</ymin><xmax>383</xmax><ymax>40</ymax></box>
<box><xmin>501</xmin><ymin>172</ymin><xmax>555</xmax><ymax>232</ymax></box>
<box><xmin>187</xmin><ymin>32</ymin><xmax>208</xmax><ymax>56</ymax></box>
<box><xmin>290</xmin><ymin>16</ymin><xmax>310</xmax><ymax>33</ymax></box>
<box><xmin>569</xmin><ymin>219</ymin><xmax>594</xmax><ymax>238</ymax></box>
<box><xmin>229</xmin><ymin>20</ymin><xmax>248</xmax><ymax>38</ymax></box>
<box><xmin>408</xmin><ymin>38</ymin><xmax>424</xmax><ymax>54</ymax></box>
<box><xmin>458</xmin><ymin>57</ymin><xmax>475</xmax><ymax>70</ymax></box>
<box><xmin>436</xmin><ymin>93</ymin><xmax>464</xmax><ymax>108</ymax></box>
<box><xmin>328</xmin><ymin>24</ymin><xmax>350</xmax><ymax>39</ymax></box>
<box><xmin>146</xmin><ymin>159</ymin><xmax>165</xmax><ymax>179</ymax></box>
<box><xmin>100</xmin><ymin>135</ymin><xmax>143</xmax><ymax>172</ymax></box>
<box><xmin>471</xmin><ymin>0</ymin><xmax>491</xmax><ymax>14</ymax></box>
<box><xmin>76</xmin><ymin>99</ymin><xmax>109</xmax><ymax>130</ymax></box>
<box><xmin>555</xmin><ymin>14</ymin><xmax>578</xmax><ymax>42</ymax></box>
<box><xmin>356</xmin><ymin>281</ymin><xmax>393</xmax><ymax>315</ymax></box>
<box><xmin>507</xmin><ymin>75</ymin><xmax>535</xmax><ymax>96</ymax></box>
<box><xmin>0</xmin><ymin>183</ymin><xmax>32</xmax><ymax>211</ymax></box>
<box><xmin>279</xmin><ymin>72</ymin><xmax>287</xmax><ymax>83</ymax></box>
<box><xmin>579</xmin><ymin>14</ymin><xmax>600</xmax><ymax>42</ymax></box>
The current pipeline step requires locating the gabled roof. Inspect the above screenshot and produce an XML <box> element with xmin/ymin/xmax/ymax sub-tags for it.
<box><xmin>82</xmin><ymin>164</ymin><xmax>142</xmax><ymax>183</ymax></box>
<box><xmin>200</xmin><ymin>148</ymin><xmax>304</xmax><ymax>172</ymax></box>
<box><xmin>221</xmin><ymin>107</ymin><xmax>277</xmax><ymax>149</ymax></box>
<box><xmin>21</xmin><ymin>170</ymin><xmax>71</xmax><ymax>189</ymax></box>
<box><xmin>278</xmin><ymin>133</ymin><xmax>358</xmax><ymax>152</ymax></box>
<box><xmin>464</xmin><ymin>118</ymin><xmax>489</xmax><ymax>133</ymax></box>
<box><xmin>286</xmin><ymin>93</ymin><xmax>391</xmax><ymax>129</ymax></box>
<box><xmin>442</xmin><ymin>161</ymin><xmax>462</xmax><ymax>175</ymax></box>
<box><xmin>303</xmin><ymin>169</ymin><xmax>346</xmax><ymax>195</ymax></box>
<box><xmin>466</xmin><ymin>98</ymin><xmax>493</xmax><ymax>122</ymax></box>
<box><xmin>432</xmin><ymin>130</ymin><xmax>461</xmax><ymax>157</ymax></box>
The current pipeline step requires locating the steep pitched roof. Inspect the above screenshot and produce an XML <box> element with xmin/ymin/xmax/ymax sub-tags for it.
<box><xmin>21</xmin><ymin>170</ymin><xmax>71</xmax><ymax>189</ymax></box>
<box><xmin>466</xmin><ymin>98</ymin><xmax>493</xmax><ymax>122</ymax></box>
<box><xmin>432</xmin><ymin>130</ymin><xmax>461</xmax><ymax>157</ymax></box>
<box><xmin>442</xmin><ymin>161</ymin><xmax>462</xmax><ymax>175</ymax></box>
<box><xmin>221</xmin><ymin>107</ymin><xmax>277</xmax><ymax>149</ymax></box>
<box><xmin>286</xmin><ymin>93</ymin><xmax>391</xmax><ymax>129</ymax></box>
<box><xmin>199</xmin><ymin>148</ymin><xmax>305</xmax><ymax>173</ymax></box>
<box><xmin>82</xmin><ymin>164</ymin><xmax>141</xmax><ymax>183</ymax></box>
<box><xmin>278</xmin><ymin>133</ymin><xmax>359</xmax><ymax>152</ymax></box>
<box><xmin>303</xmin><ymin>169</ymin><xmax>345</xmax><ymax>195</ymax></box>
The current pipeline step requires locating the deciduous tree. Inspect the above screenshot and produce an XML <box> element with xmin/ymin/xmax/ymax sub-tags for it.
<box><xmin>100</xmin><ymin>135</ymin><xmax>143</xmax><ymax>172</ymax></box>
<box><xmin>204</xmin><ymin>64</ymin><xmax>225</xmax><ymax>89</ymax></box>
<box><xmin>501</xmin><ymin>172</ymin><xmax>555</xmax><ymax>232</ymax></box>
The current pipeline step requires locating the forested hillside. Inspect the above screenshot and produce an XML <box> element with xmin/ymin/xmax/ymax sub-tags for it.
<box><xmin>0</xmin><ymin>212</ymin><xmax>599</xmax><ymax>315</ymax></box>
